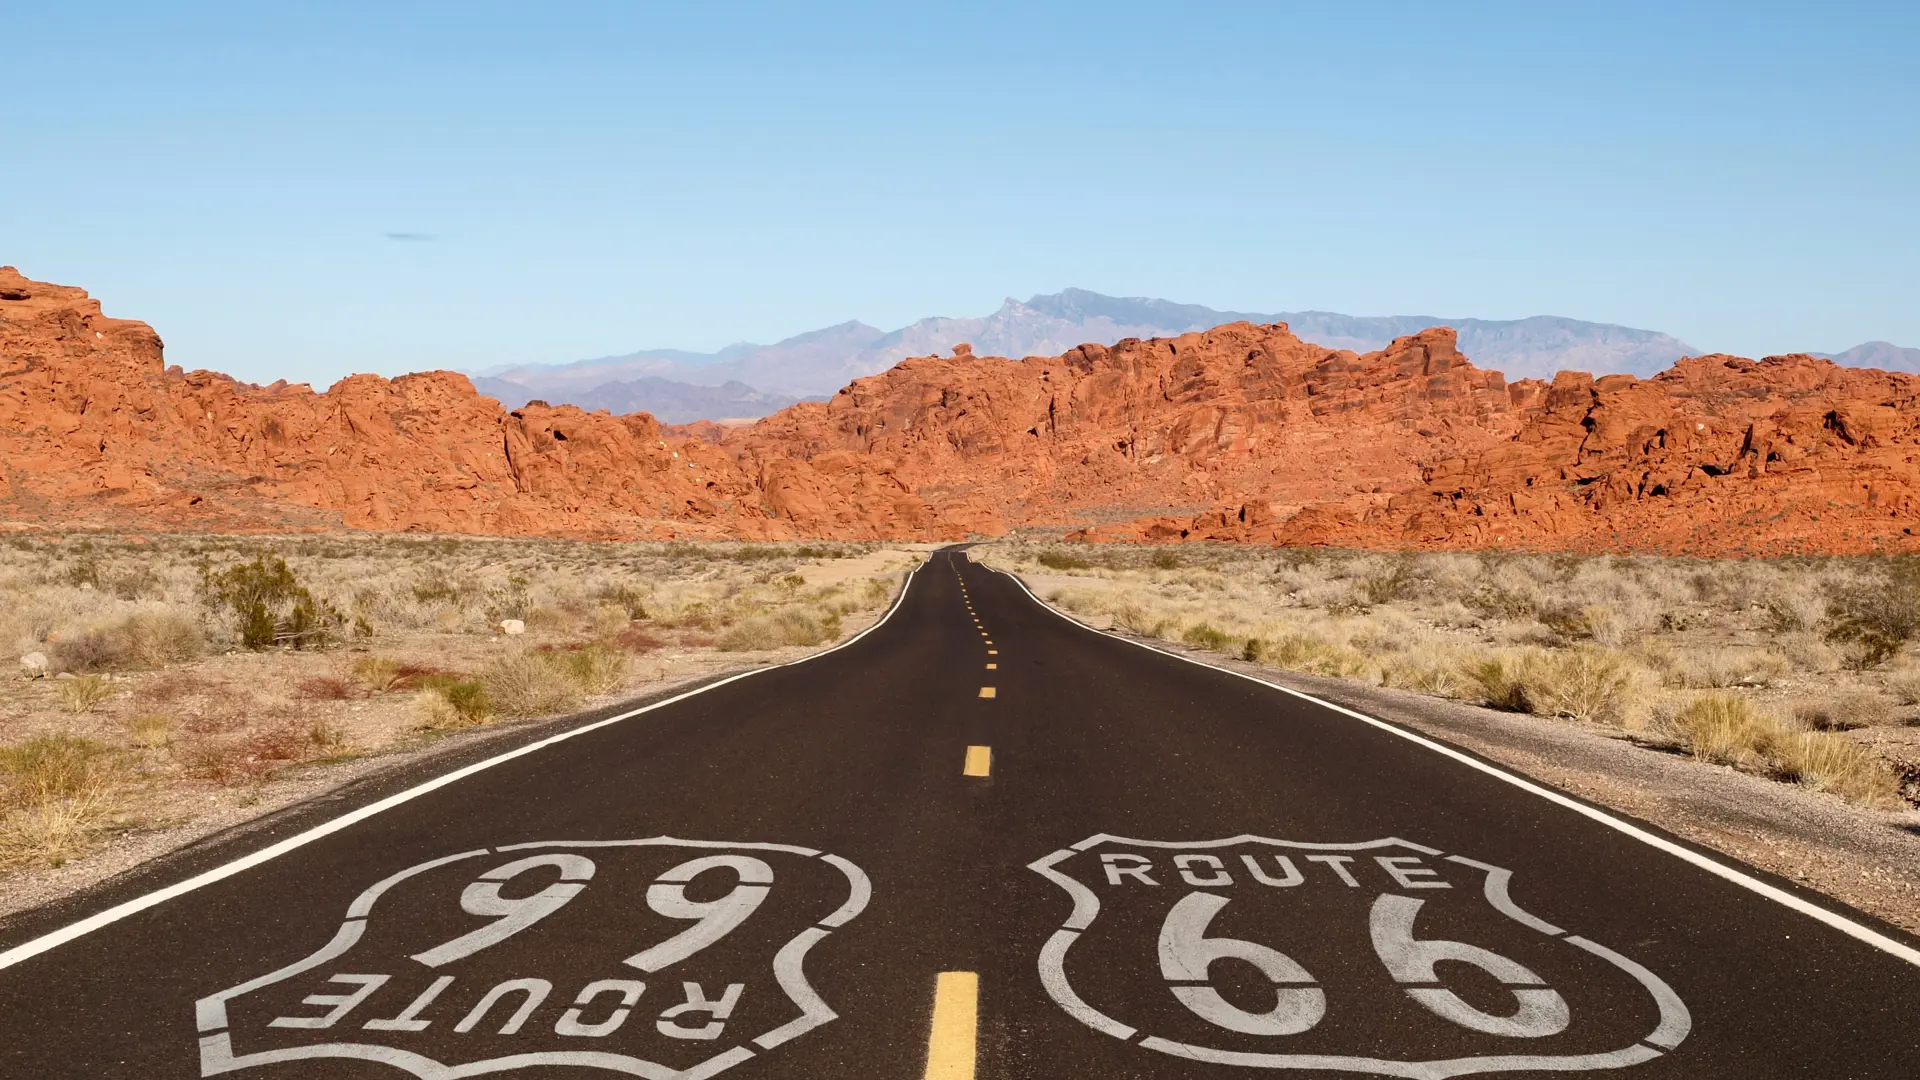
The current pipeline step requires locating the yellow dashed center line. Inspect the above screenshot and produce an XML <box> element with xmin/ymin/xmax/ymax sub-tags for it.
<box><xmin>962</xmin><ymin>745</ymin><xmax>992</xmax><ymax>776</ymax></box>
<box><xmin>987</xmin><ymin>649</ymin><xmax>997</xmax><ymax>655</ymax></box>
<box><xmin>978</xmin><ymin>686</ymin><xmax>996</xmax><ymax>698</ymax></box>
<box><xmin>985</xmin><ymin>662</ymin><xmax>996</xmax><ymax>670</ymax></box>
<box><xmin>924</xmin><ymin>971</ymin><xmax>978</xmax><ymax>1079</ymax></box>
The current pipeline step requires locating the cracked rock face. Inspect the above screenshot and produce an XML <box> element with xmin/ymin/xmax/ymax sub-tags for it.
<box><xmin>4</xmin><ymin>265</ymin><xmax>1917</xmax><ymax>555</ymax></box>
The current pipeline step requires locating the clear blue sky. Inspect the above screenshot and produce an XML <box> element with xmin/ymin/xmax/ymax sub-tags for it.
<box><xmin>6</xmin><ymin>2</ymin><xmax>1916</xmax><ymax>387</ymax></box>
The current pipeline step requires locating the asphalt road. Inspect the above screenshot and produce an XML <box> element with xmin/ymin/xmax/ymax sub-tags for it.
<box><xmin>1</xmin><ymin>547</ymin><xmax>1916</xmax><ymax>1078</ymax></box>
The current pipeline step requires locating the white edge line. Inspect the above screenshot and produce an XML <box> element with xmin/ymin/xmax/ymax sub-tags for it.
<box><xmin>991</xmin><ymin>563</ymin><xmax>1920</xmax><ymax>970</ymax></box>
<box><xmin>0</xmin><ymin>556</ymin><xmax>926</xmax><ymax>971</ymax></box>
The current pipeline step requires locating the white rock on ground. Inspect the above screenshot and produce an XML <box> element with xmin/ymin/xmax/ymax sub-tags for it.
<box><xmin>499</xmin><ymin>619</ymin><xmax>526</xmax><ymax>636</ymax></box>
<box><xmin>18</xmin><ymin>651</ymin><xmax>48</xmax><ymax>678</ymax></box>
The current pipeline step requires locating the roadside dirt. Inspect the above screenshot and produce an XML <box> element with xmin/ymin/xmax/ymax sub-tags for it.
<box><xmin>0</xmin><ymin>601</ymin><xmax>901</xmax><ymax>921</ymax></box>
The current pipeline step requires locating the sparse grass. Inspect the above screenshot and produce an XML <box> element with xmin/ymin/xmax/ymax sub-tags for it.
<box><xmin>1794</xmin><ymin>692</ymin><xmax>1900</xmax><ymax>732</ymax></box>
<box><xmin>1772</xmin><ymin>731</ymin><xmax>1902</xmax><ymax>804</ymax></box>
<box><xmin>57</xmin><ymin>675</ymin><xmax>115</xmax><ymax>714</ymax></box>
<box><xmin>351</xmin><ymin>657</ymin><xmax>405</xmax><ymax>693</ymax></box>
<box><xmin>50</xmin><ymin>610</ymin><xmax>205</xmax><ymax>673</ymax></box>
<box><xmin>981</xmin><ymin>539</ymin><xmax>1920</xmax><ymax>810</ymax></box>
<box><xmin>1672</xmin><ymin>694</ymin><xmax>1791</xmax><ymax>769</ymax></box>
<box><xmin>124</xmin><ymin>714</ymin><xmax>175</xmax><ymax>749</ymax></box>
<box><xmin>1668</xmin><ymin>694</ymin><xmax>1901</xmax><ymax>806</ymax></box>
<box><xmin>0</xmin><ymin>734</ymin><xmax>121</xmax><ymax>867</ymax></box>
<box><xmin>479</xmin><ymin>652</ymin><xmax>586</xmax><ymax>718</ymax></box>
<box><xmin>0</xmin><ymin>536</ymin><xmax>917</xmax><ymax>885</ymax></box>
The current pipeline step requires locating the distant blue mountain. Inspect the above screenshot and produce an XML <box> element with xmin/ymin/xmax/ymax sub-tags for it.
<box><xmin>466</xmin><ymin>289</ymin><xmax>1892</xmax><ymax>422</ymax></box>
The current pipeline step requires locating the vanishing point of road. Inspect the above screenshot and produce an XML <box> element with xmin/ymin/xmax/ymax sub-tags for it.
<box><xmin>1</xmin><ymin>547</ymin><xmax>1916</xmax><ymax>1078</ymax></box>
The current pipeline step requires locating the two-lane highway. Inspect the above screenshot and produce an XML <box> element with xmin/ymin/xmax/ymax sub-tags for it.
<box><xmin>1</xmin><ymin>547</ymin><xmax>1916</xmax><ymax>1077</ymax></box>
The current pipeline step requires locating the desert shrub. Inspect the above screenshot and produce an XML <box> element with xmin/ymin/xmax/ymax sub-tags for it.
<box><xmin>1764</xmin><ymin>586</ymin><xmax>1827</xmax><ymax>633</ymax></box>
<box><xmin>415</xmin><ymin>680</ymin><xmax>494</xmax><ymax>730</ymax></box>
<box><xmin>49</xmin><ymin>626</ymin><xmax>130</xmax><ymax>672</ymax></box>
<box><xmin>1663</xmin><ymin>647</ymin><xmax>1791</xmax><ymax>689</ymax></box>
<box><xmin>1464</xmin><ymin>652</ymin><xmax>1536</xmax><ymax>712</ymax></box>
<box><xmin>1259</xmin><ymin>632</ymin><xmax>1371</xmax><ymax>679</ymax></box>
<box><xmin>480</xmin><ymin>652</ymin><xmax>584</xmax><ymax>718</ymax></box>
<box><xmin>1670</xmin><ymin>695</ymin><xmax>1900</xmax><ymax>805</ymax></box>
<box><xmin>443</xmin><ymin>680</ymin><xmax>493</xmax><ymax>723</ymax></box>
<box><xmin>1148</xmin><ymin>549</ymin><xmax>1183</xmax><ymax>570</ymax></box>
<box><xmin>1381</xmin><ymin>647</ymin><xmax>1468</xmax><ymax>697</ymax></box>
<box><xmin>1793</xmin><ymin>692</ymin><xmax>1899</xmax><ymax>731</ymax></box>
<box><xmin>1528</xmin><ymin>647</ymin><xmax>1645</xmax><ymax>724</ymax></box>
<box><xmin>202</xmin><ymin>555</ymin><xmax>345</xmax><ymax>650</ymax></box>
<box><xmin>1672</xmin><ymin>694</ymin><xmax>1789</xmax><ymax>769</ymax></box>
<box><xmin>58</xmin><ymin>674</ymin><xmax>116</xmax><ymax>714</ymax></box>
<box><xmin>122</xmin><ymin>611</ymin><xmax>206</xmax><ymax>666</ymax></box>
<box><xmin>1460</xmin><ymin>647</ymin><xmax>1645</xmax><ymax>723</ymax></box>
<box><xmin>1540</xmin><ymin>602</ymin><xmax>1634</xmax><ymax>646</ymax></box>
<box><xmin>716</xmin><ymin>608</ymin><xmax>840</xmax><ymax>651</ymax></box>
<box><xmin>1037</xmin><ymin>550</ymin><xmax>1094</xmax><ymax>571</ymax></box>
<box><xmin>1885</xmin><ymin>664</ymin><xmax>1920</xmax><ymax>706</ymax></box>
<box><xmin>555</xmin><ymin>642</ymin><xmax>630</xmax><ymax>694</ymax></box>
<box><xmin>351</xmin><ymin>657</ymin><xmax>404</xmax><ymax>693</ymax></box>
<box><xmin>484</xmin><ymin>576</ymin><xmax>532</xmax><ymax>622</ymax></box>
<box><xmin>1360</xmin><ymin>562</ymin><xmax>1416</xmax><ymax>606</ymax></box>
<box><xmin>1181</xmin><ymin>622</ymin><xmax>1233</xmax><ymax>651</ymax></box>
<box><xmin>124</xmin><ymin>714</ymin><xmax>175</xmax><ymax>749</ymax></box>
<box><xmin>409</xmin><ymin>571</ymin><xmax>471</xmax><ymax>607</ymax></box>
<box><xmin>1777</xmin><ymin>632</ymin><xmax>1842</xmax><ymax>673</ymax></box>
<box><xmin>414</xmin><ymin>690</ymin><xmax>462</xmax><ymax>731</ymax></box>
<box><xmin>0</xmin><ymin>735</ymin><xmax>120</xmax><ymax>867</ymax></box>
<box><xmin>1110</xmin><ymin>603</ymin><xmax>1158</xmax><ymax>636</ymax></box>
<box><xmin>52</xmin><ymin>610</ymin><xmax>205</xmax><ymax>672</ymax></box>
<box><xmin>307</xmin><ymin>720</ymin><xmax>351</xmax><ymax>756</ymax></box>
<box><xmin>1824</xmin><ymin>572</ymin><xmax>1920</xmax><ymax>669</ymax></box>
<box><xmin>0</xmin><ymin>734</ymin><xmax>116</xmax><ymax>800</ymax></box>
<box><xmin>1771</xmin><ymin>731</ymin><xmax>1901</xmax><ymax>804</ymax></box>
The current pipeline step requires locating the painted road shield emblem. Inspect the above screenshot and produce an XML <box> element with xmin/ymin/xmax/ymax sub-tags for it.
<box><xmin>196</xmin><ymin>839</ymin><xmax>870</xmax><ymax>1078</ymax></box>
<box><xmin>1030</xmin><ymin>834</ymin><xmax>1690</xmax><ymax>1076</ymax></box>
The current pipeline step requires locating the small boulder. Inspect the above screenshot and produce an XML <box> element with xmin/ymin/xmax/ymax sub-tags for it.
<box><xmin>951</xmin><ymin>342</ymin><xmax>973</xmax><ymax>356</ymax></box>
<box><xmin>18</xmin><ymin>652</ymin><xmax>48</xmax><ymax>678</ymax></box>
<box><xmin>499</xmin><ymin>619</ymin><xmax>526</xmax><ymax>636</ymax></box>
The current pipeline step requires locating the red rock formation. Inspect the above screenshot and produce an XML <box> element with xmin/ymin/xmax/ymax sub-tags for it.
<box><xmin>1100</xmin><ymin>355</ymin><xmax>1920</xmax><ymax>554</ymax></box>
<box><xmin>7</xmin><ymin>266</ymin><xmax>1920</xmax><ymax>555</ymax></box>
<box><xmin>0</xmin><ymin>267</ymin><xmax>966</xmax><ymax>539</ymax></box>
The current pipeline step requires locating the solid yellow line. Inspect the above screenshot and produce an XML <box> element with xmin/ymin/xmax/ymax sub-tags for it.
<box><xmin>924</xmin><ymin>971</ymin><xmax>979</xmax><ymax>1079</ymax></box>
<box><xmin>978</xmin><ymin>686</ymin><xmax>996</xmax><ymax>698</ymax></box>
<box><xmin>962</xmin><ymin>745</ymin><xmax>992</xmax><ymax>776</ymax></box>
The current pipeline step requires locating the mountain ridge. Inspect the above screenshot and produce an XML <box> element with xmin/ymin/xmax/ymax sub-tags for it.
<box><xmin>474</xmin><ymin>289</ymin><xmax>1706</xmax><ymax>418</ymax></box>
<box><xmin>8</xmin><ymin>264</ymin><xmax>1920</xmax><ymax>556</ymax></box>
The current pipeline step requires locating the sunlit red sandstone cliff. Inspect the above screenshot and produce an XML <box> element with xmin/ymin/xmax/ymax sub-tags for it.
<box><xmin>4</xmin><ymin>266</ymin><xmax>1918</xmax><ymax>555</ymax></box>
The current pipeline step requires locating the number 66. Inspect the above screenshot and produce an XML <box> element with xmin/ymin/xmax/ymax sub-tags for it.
<box><xmin>1158</xmin><ymin>892</ymin><xmax>1569</xmax><ymax>1038</ymax></box>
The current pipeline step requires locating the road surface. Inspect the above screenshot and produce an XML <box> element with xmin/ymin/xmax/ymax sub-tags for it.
<box><xmin>0</xmin><ymin>547</ymin><xmax>1915</xmax><ymax>1078</ymax></box>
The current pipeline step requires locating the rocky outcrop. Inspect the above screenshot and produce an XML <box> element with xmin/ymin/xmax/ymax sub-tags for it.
<box><xmin>1091</xmin><ymin>355</ymin><xmax>1920</xmax><ymax>554</ymax></box>
<box><xmin>0</xmin><ymin>267</ymin><xmax>968</xmax><ymax>539</ymax></box>
<box><xmin>7</xmin><ymin>266</ymin><xmax>1920</xmax><ymax>554</ymax></box>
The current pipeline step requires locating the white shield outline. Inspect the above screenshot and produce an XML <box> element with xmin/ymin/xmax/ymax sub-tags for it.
<box><xmin>195</xmin><ymin>838</ymin><xmax>872</xmax><ymax>1079</ymax></box>
<box><xmin>1029</xmin><ymin>833</ymin><xmax>1692</xmax><ymax>1078</ymax></box>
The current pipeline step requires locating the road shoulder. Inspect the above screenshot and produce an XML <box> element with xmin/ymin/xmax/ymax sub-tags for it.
<box><xmin>1027</xmin><ymin>594</ymin><xmax>1920</xmax><ymax>939</ymax></box>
